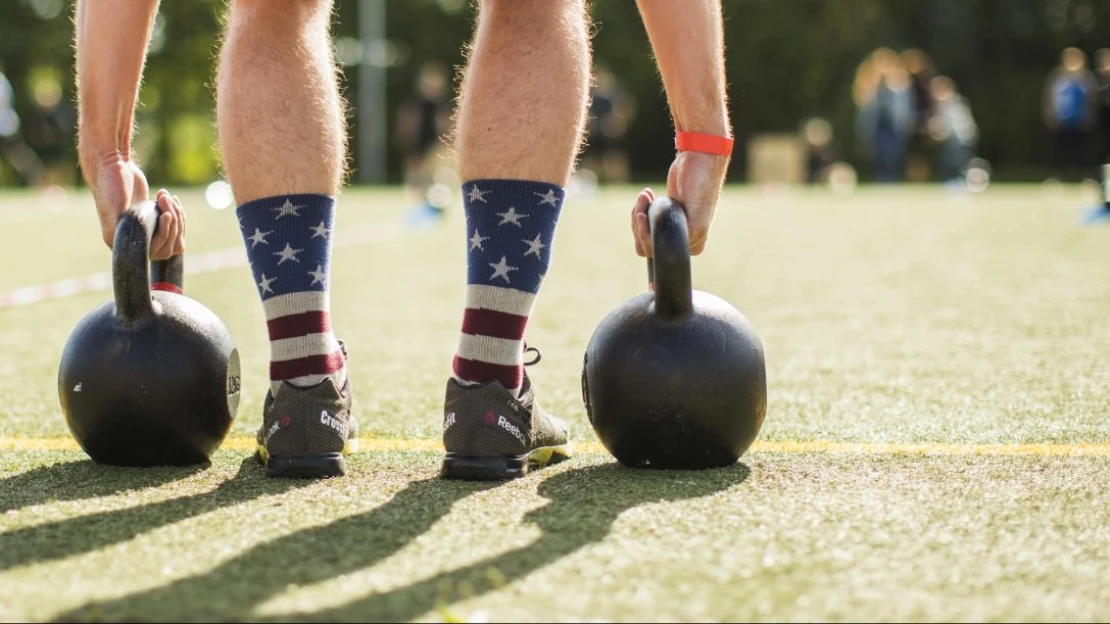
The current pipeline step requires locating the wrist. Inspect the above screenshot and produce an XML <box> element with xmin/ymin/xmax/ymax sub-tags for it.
<box><xmin>78</xmin><ymin>140</ymin><xmax>129</xmax><ymax>174</ymax></box>
<box><xmin>674</xmin><ymin>106</ymin><xmax>731</xmax><ymax>138</ymax></box>
<box><xmin>78</xmin><ymin>115</ymin><xmax>132</xmax><ymax>160</ymax></box>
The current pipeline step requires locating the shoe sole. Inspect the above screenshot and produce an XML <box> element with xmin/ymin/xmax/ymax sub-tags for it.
<box><xmin>256</xmin><ymin>444</ymin><xmax>353</xmax><ymax>479</ymax></box>
<box><xmin>266</xmin><ymin>454</ymin><xmax>347</xmax><ymax>478</ymax></box>
<box><xmin>440</xmin><ymin>445</ymin><xmax>572</xmax><ymax>481</ymax></box>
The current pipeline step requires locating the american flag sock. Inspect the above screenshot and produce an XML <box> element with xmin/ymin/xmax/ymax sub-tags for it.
<box><xmin>237</xmin><ymin>194</ymin><xmax>346</xmax><ymax>396</ymax></box>
<box><xmin>454</xmin><ymin>179</ymin><xmax>564</xmax><ymax>396</ymax></box>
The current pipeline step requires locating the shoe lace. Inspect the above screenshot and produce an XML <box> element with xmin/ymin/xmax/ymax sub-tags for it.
<box><xmin>523</xmin><ymin>343</ymin><xmax>542</xmax><ymax>367</ymax></box>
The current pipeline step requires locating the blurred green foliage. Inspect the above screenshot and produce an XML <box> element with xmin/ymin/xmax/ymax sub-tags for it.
<box><xmin>1</xmin><ymin>0</ymin><xmax>1107</xmax><ymax>185</ymax></box>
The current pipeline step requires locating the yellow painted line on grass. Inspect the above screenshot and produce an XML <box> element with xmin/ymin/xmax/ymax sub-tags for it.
<box><xmin>5</xmin><ymin>436</ymin><xmax>1110</xmax><ymax>457</ymax></box>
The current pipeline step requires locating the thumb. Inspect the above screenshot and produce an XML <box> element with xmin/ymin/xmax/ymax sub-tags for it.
<box><xmin>666</xmin><ymin>156</ymin><xmax>681</xmax><ymax>197</ymax></box>
<box><xmin>101</xmin><ymin>221</ymin><xmax>117</xmax><ymax>250</ymax></box>
<box><xmin>127</xmin><ymin>161</ymin><xmax>150</xmax><ymax>204</ymax></box>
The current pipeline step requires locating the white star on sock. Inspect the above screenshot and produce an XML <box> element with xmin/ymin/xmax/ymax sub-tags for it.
<box><xmin>308</xmin><ymin>264</ymin><xmax>327</xmax><ymax>286</ymax></box>
<box><xmin>248</xmin><ymin>228</ymin><xmax>272</xmax><ymax>248</ymax></box>
<box><xmin>496</xmin><ymin>207</ymin><xmax>529</xmax><ymax>227</ymax></box>
<box><xmin>522</xmin><ymin>233</ymin><xmax>546</xmax><ymax>258</ymax></box>
<box><xmin>466</xmin><ymin>185</ymin><xmax>490</xmax><ymax>203</ymax></box>
<box><xmin>469</xmin><ymin>229</ymin><xmax>490</xmax><ymax>251</ymax></box>
<box><xmin>310</xmin><ymin>221</ymin><xmax>330</xmax><ymax>239</ymax></box>
<box><xmin>258</xmin><ymin>274</ymin><xmax>276</xmax><ymax>294</ymax></box>
<box><xmin>489</xmin><ymin>256</ymin><xmax>518</xmax><ymax>283</ymax></box>
<box><xmin>274</xmin><ymin>243</ymin><xmax>304</xmax><ymax>265</ymax></box>
<box><xmin>272</xmin><ymin>199</ymin><xmax>303</xmax><ymax>219</ymax></box>
<box><xmin>535</xmin><ymin>189</ymin><xmax>559</xmax><ymax>207</ymax></box>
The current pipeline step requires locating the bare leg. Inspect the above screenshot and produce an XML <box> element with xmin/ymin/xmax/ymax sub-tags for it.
<box><xmin>218</xmin><ymin>0</ymin><xmax>349</xmax><ymax>396</ymax></box>
<box><xmin>217</xmin><ymin>0</ymin><xmax>346</xmax><ymax>202</ymax></box>
<box><xmin>449</xmin><ymin>0</ymin><xmax>591</xmax><ymax>395</ymax></box>
<box><xmin>441</xmin><ymin>0</ymin><xmax>590</xmax><ymax>482</ymax></box>
<box><xmin>455</xmin><ymin>0</ymin><xmax>591</xmax><ymax>185</ymax></box>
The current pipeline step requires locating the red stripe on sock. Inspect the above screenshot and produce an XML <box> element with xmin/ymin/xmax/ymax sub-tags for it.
<box><xmin>453</xmin><ymin>356</ymin><xmax>523</xmax><ymax>390</ymax></box>
<box><xmin>267</xmin><ymin>311</ymin><xmax>331</xmax><ymax>341</ymax></box>
<box><xmin>460</xmin><ymin>308</ymin><xmax>529</xmax><ymax>340</ymax></box>
<box><xmin>271</xmin><ymin>350</ymin><xmax>345</xmax><ymax>380</ymax></box>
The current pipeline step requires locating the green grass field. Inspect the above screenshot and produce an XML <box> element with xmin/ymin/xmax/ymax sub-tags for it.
<box><xmin>1</xmin><ymin>185</ymin><xmax>1109</xmax><ymax>622</ymax></box>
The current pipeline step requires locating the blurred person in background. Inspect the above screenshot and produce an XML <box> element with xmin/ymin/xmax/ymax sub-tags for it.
<box><xmin>581</xmin><ymin>64</ymin><xmax>637</xmax><ymax>184</ymax></box>
<box><xmin>927</xmin><ymin>76</ymin><xmax>978</xmax><ymax>184</ymax></box>
<box><xmin>854</xmin><ymin>48</ymin><xmax>914</xmax><ymax>183</ymax></box>
<box><xmin>1043</xmin><ymin>47</ymin><xmax>1098</xmax><ymax>182</ymax></box>
<box><xmin>25</xmin><ymin>70</ymin><xmax>76</xmax><ymax>191</ymax></box>
<box><xmin>395</xmin><ymin>61</ymin><xmax>454</xmax><ymax>217</ymax></box>
<box><xmin>0</xmin><ymin>62</ymin><xmax>45</xmax><ymax>187</ymax></box>
<box><xmin>901</xmin><ymin>48</ymin><xmax>936</xmax><ymax>182</ymax></box>
<box><xmin>801</xmin><ymin>117</ymin><xmax>836</xmax><ymax>185</ymax></box>
<box><xmin>1096</xmin><ymin>48</ymin><xmax>1110</xmax><ymax>210</ymax></box>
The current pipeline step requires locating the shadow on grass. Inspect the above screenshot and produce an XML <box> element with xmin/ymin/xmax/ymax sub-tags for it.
<box><xmin>59</xmin><ymin>474</ymin><xmax>498</xmax><ymax>621</ymax></box>
<box><xmin>0</xmin><ymin>457</ymin><xmax>311</xmax><ymax>572</ymax></box>
<box><xmin>0</xmin><ymin>459</ymin><xmax>206</xmax><ymax>513</ymax></box>
<box><xmin>300</xmin><ymin>463</ymin><xmax>752</xmax><ymax>622</ymax></box>
<box><xmin>59</xmin><ymin>462</ymin><xmax>749</xmax><ymax>622</ymax></box>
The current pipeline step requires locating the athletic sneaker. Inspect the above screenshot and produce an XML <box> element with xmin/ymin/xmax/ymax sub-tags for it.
<box><xmin>256</xmin><ymin>373</ymin><xmax>358</xmax><ymax>479</ymax></box>
<box><xmin>441</xmin><ymin>352</ymin><xmax>572</xmax><ymax>481</ymax></box>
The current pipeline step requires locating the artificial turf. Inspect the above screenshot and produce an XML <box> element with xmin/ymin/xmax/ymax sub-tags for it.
<box><xmin>0</xmin><ymin>185</ymin><xmax>1108</xmax><ymax>621</ymax></box>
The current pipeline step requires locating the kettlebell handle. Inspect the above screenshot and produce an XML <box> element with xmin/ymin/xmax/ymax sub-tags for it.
<box><xmin>113</xmin><ymin>200</ymin><xmax>185</xmax><ymax>322</ymax></box>
<box><xmin>645</xmin><ymin>196</ymin><xmax>693</xmax><ymax>321</ymax></box>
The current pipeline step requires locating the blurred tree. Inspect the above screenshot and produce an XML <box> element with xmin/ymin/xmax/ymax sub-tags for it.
<box><xmin>1</xmin><ymin>0</ymin><xmax>1108</xmax><ymax>186</ymax></box>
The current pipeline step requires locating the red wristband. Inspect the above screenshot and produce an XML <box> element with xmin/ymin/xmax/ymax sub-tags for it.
<box><xmin>675</xmin><ymin>131</ymin><xmax>734</xmax><ymax>157</ymax></box>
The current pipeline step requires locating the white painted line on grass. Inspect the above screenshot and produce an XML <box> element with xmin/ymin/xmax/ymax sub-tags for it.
<box><xmin>0</xmin><ymin>221</ymin><xmax>404</xmax><ymax>310</ymax></box>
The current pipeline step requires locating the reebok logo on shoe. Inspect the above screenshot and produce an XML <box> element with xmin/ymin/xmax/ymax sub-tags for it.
<box><xmin>497</xmin><ymin>415</ymin><xmax>527</xmax><ymax>445</ymax></box>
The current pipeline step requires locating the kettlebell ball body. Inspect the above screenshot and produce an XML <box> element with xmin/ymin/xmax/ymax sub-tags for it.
<box><xmin>583</xmin><ymin>290</ymin><xmax>766</xmax><ymax>469</ymax></box>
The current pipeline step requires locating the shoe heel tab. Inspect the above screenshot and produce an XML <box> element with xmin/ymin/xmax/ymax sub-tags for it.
<box><xmin>278</xmin><ymin>377</ymin><xmax>345</xmax><ymax>399</ymax></box>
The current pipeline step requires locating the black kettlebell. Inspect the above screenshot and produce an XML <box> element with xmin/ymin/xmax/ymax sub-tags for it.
<box><xmin>58</xmin><ymin>201</ymin><xmax>241</xmax><ymax>466</ymax></box>
<box><xmin>582</xmin><ymin>196</ymin><xmax>767</xmax><ymax>469</ymax></box>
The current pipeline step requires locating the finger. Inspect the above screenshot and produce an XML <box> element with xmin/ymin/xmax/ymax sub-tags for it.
<box><xmin>689</xmin><ymin>233</ymin><xmax>708</xmax><ymax>256</ymax></box>
<box><xmin>173</xmin><ymin>194</ymin><xmax>185</xmax><ymax>223</ymax></box>
<box><xmin>630</xmin><ymin>190</ymin><xmax>644</xmax><ymax>256</ymax></box>
<box><xmin>171</xmin><ymin>195</ymin><xmax>186</xmax><ymax>255</ymax></box>
<box><xmin>165</xmin><ymin>211</ymin><xmax>182</xmax><ymax>259</ymax></box>
<box><xmin>166</xmin><ymin>193</ymin><xmax>185</xmax><ymax>256</ymax></box>
<box><xmin>629</xmin><ymin>207</ymin><xmax>641</xmax><ymax>256</ymax></box>
<box><xmin>151</xmin><ymin>211</ymin><xmax>176</xmax><ymax>261</ymax></box>
<box><xmin>634</xmin><ymin>211</ymin><xmax>651</xmax><ymax>258</ymax></box>
<box><xmin>630</xmin><ymin>188</ymin><xmax>654</xmax><ymax>257</ymax></box>
<box><xmin>101</xmin><ymin>223</ymin><xmax>116</xmax><ymax>250</ymax></box>
<box><xmin>150</xmin><ymin>191</ymin><xmax>174</xmax><ymax>259</ymax></box>
<box><xmin>631</xmin><ymin>217</ymin><xmax>644</xmax><ymax>256</ymax></box>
